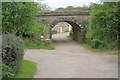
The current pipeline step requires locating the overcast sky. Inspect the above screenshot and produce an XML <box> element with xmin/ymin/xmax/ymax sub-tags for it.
<box><xmin>34</xmin><ymin>0</ymin><xmax>100</xmax><ymax>10</ymax></box>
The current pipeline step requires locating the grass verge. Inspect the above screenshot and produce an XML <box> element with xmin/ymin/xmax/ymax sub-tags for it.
<box><xmin>80</xmin><ymin>43</ymin><xmax>118</xmax><ymax>55</ymax></box>
<box><xmin>24</xmin><ymin>39</ymin><xmax>55</xmax><ymax>50</ymax></box>
<box><xmin>68</xmin><ymin>35</ymin><xmax>118</xmax><ymax>55</ymax></box>
<box><xmin>14</xmin><ymin>59</ymin><xmax>37</xmax><ymax>78</ymax></box>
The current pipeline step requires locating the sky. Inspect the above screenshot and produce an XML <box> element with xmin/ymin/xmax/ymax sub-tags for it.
<box><xmin>34</xmin><ymin>0</ymin><xmax>100</xmax><ymax>10</ymax></box>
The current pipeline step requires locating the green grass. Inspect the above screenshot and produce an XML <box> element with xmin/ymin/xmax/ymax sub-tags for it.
<box><xmin>24</xmin><ymin>39</ymin><xmax>55</xmax><ymax>50</ymax></box>
<box><xmin>67</xmin><ymin>35</ymin><xmax>118</xmax><ymax>55</ymax></box>
<box><xmin>111</xmin><ymin>51</ymin><xmax>118</xmax><ymax>55</ymax></box>
<box><xmin>14</xmin><ymin>59</ymin><xmax>37</xmax><ymax>78</ymax></box>
<box><xmin>79</xmin><ymin>43</ymin><xmax>118</xmax><ymax>55</ymax></box>
<box><xmin>67</xmin><ymin>34</ymin><xmax>118</xmax><ymax>55</ymax></box>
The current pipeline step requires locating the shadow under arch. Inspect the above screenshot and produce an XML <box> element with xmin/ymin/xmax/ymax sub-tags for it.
<box><xmin>51</xmin><ymin>21</ymin><xmax>81</xmax><ymax>41</ymax></box>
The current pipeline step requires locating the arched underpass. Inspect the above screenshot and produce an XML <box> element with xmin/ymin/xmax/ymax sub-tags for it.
<box><xmin>38</xmin><ymin>10</ymin><xmax>90</xmax><ymax>41</ymax></box>
<box><xmin>51</xmin><ymin>21</ymin><xmax>81</xmax><ymax>41</ymax></box>
<box><xmin>65</xmin><ymin>21</ymin><xmax>81</xmax><ymax>41</ymax></box>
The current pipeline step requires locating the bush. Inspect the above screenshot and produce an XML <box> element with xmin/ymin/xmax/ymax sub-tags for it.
<box><xmin>79</xmin><ymin>27</ymin><xmax>87</xmax><ymax>43</ymax></box>
<box><xmin>89</xmin><ymin>3</ymin><xmax>119</xmax><ymax>49</ymax></box>
<box><xmin>79</xmin><ymin>20</ymin><xmax>89</xmax><ymax>44</ymax></box>
<box><xmin>90</xmin><ymin>39</ymin><xmax>102</xmax><ymax>49</ymax></box>
<box><xmin>2</xmin><ymin>2</ymin><xmax>50</xmax><ymax>38</ymax></box>
<box><xmin>69</xmin><ymin>30</ymin><xmax>73</xmax><ymax>38</ymax></box>
<box><xmin>2</xmin><ymin>34</ymin><xmax>24</xmax><ymax>78</ymax></box>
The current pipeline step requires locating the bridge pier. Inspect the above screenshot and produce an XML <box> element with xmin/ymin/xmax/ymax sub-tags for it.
<box><xmin>72</xmin><ymin>25</ymin><xmax>81</xmax><ymax>41</ymax></box>
<box><xmin>66</xmin><ymin>21</ymin><xmax>81</xmax><ymax>41</ymax></box>
<box><xmin>49</xmin><ymin>27</ymin><xmax>52</xmax><ymax>39</ymax></box>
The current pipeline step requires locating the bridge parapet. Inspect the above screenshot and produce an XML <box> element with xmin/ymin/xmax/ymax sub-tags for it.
<box><xmin>39</xmin><ymin>10</ymin><xmax>90</xmax><ymax>16</ymax></box>
<box><xmin>38</xmin><ymin>10</ymin><xmax>90</xmax><ymax>27</ymax></box>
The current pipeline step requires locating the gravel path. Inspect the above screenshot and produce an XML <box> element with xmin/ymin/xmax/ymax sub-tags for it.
<box><xmin>24</xmin><ymin>32</ymin><xmax>118</xmax><ymax>78</ymax></box>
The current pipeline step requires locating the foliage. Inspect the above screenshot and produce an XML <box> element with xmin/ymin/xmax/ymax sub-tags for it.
<box><xmin>2</xmin><ymin>2</ymin><xmax>54</xmax><ymax>49</ymax></box>
<box><xmin>56</xmin><ymin>6</ymin><xmax>90</xmax><ymax>10</ymax></box>
<box><xmin>38</xmin><ymin>3</ymin><xmax>51</xmax><ymax>12</ymax></box>
<box><xmin>23</xmin><ymin>22</ymin><xmax>54</xmax><ymax>50</ymax></box>
<box><xmin>24</xmin><ymin>39</ymin><xmax>55</xmax><ymax>50</ymax></box>
<box><xmin>2</xmin><ymin>34</ymin><xmax>24</xmax><ymax>78</ymax></box>
<box><xmin>2</xmin><ymin>2</ymin><xmax>40</xmax><ymax>37</ymax></box>
<box><xmin>42</xmin><ymin>24</ymin><xmax>50</xmax><ymax>39</ymax></box>
<box><xmin>80</xmin><ymin>20</ymin><xmax>89</xmax><ymax>43</ymax></box>
<box><xmin>80</xmin><ymin>2</ymin><xmax>119</xmax><ymax>49</ymax></box>
<box><xmin>30</xmin><ymin>21</ymin><xmax>48</xmax><ymax>39</ymax></box>
<box><xmin>90</xmin><ymin>39</ymin><xmax>102</xmax><ymax>49</ymax></box>
<box><xmin>0</xmin><ymin>3</ymin><xmax>1</xmax><ymax>35</ymax></box>
<box><xmin>14</xmin><ymin>59</ymin><xmax>37</xmax><ymax>78</ymax></box>
<box><xmin>69</xmin><ymin>30</ymin><xmax>73</xmax><ymax>38</ymax></box>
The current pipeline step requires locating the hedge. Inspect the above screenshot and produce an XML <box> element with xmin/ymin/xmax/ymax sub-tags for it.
<box><xmin>2</xmin><ymin>33</ymin><xmax>24</xmax><ymax>78</ymax></box>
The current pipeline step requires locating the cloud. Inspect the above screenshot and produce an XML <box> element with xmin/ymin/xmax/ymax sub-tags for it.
<box><xmin>35</xmin><ymin>0</ymin><xmax>100</xmax><ymax>10</ymax></box>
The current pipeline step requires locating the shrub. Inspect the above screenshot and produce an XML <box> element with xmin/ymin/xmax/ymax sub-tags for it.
<box><xmin>79</xmin><ymin>20</ymin><xmax>89</xmax><ymax>44</ymax></box>
<box><xmin>90</xmin><ymin>39</ymin><xmax>102</xmax><ymax>49</ymax></box>
<box><xmin>2</xmin><ymin>2</ymin><xmax>50</xmax><ymax>38</ymax></box>
<box><xmin>69</xmin><ymin>30</ymin><xmax>73</xmax><ymax>38</ymax></box>
<box><xmin>2</xmin><ymin>34</ymin><xmax>24</xmax><ymax>78</ymax></box>
<box><xmin>89</xmin><ymin>3</ymin><xmax>119</xmax><ymax>49</ymax></box>
<box><xmin>79</xmin><ymin>27</ymin><xmax>87</xmax><ymax>43</ymax></box>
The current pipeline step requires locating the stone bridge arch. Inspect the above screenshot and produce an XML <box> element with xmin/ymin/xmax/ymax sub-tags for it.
<box><xmin>50</xmin><ymin>20</ymin><xmax>81</xmax><ymax>41</ymax></box>
<box><xmin>38</xmin><ymin>10</ymin><xmax>90</xmax><ymax>41</ymax></box>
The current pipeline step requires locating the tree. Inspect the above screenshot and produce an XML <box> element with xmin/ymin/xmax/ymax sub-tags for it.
<box><xmin>2</xmin><ymin>2</ymin><xmax>51</xmax><ymax>37</ymax></box>
<box><xmin>56</xmin><ymin>7</ymin><xmax>64</xmax><ymax>10</ymax></box>
<box><xmin>55</xmin><ymin>6</ymin><xmax>90</xmax><ymax>10</ymax></box>
<box><xmin>38</xmin><ymin>3</ymin><xmax>51</xmax><ymax>12</ymax></box>
<box><xmin>88</xmin><ymin>2</ymin><xmax>119</xmax><ymax>49</ymax></box>
<box><xmin>65</xmin><ymin>6</ymin><xmax>75</xmax><ymax>10</ymax></box>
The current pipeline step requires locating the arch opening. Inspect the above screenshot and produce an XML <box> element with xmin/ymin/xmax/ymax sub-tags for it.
<box><xmin>51</xmin><ymin>21</ymin><xmax>81</xmax><ymax>41</ymax></box>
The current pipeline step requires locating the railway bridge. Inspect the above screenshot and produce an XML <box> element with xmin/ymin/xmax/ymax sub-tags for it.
<box><xmin>38</xmin><ymin>10</ymin><xmax>90</xmax><ymax>41</ymax></box>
